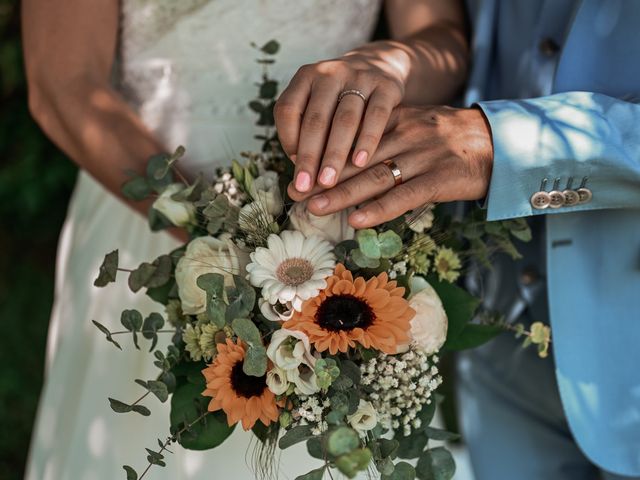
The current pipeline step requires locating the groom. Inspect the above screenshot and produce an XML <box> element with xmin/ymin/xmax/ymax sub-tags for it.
<box><xmin>285</xmin><ymin>1</ymin><xmax>640</xmax><ymax>479</ymax></box>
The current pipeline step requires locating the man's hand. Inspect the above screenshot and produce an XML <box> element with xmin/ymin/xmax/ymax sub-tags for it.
<box><xmin>287</xmin><ymin>105</ymin><xmax>494</xmax><ymax>228</ymax></box>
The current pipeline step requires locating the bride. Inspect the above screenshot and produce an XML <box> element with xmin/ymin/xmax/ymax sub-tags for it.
<box><xmin>22</xmin><ymin>0</ymin><xmax>467</xmax><ymax>478</ymax></box>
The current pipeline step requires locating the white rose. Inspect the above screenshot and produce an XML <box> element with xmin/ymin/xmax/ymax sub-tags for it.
<box><xmin>408</xmin><ymin>205</ymin><xmax>435</xmax><ymax>233</ymax></box>
<box><xmin>267</xmin><ymin>329</ymin><xmax>315</xmax><ymax>370</ymax></box>
<box><xmin>289</xmin><ymin>363</ymin><xmax>321</xmax><ymax>395</ymax></box>
<box><xmin>347</xmin><ymin>400</ymin><xmax>377</xmax><ymax>433</ymax></box>
<box><xmin>174</xmin><ymin>235</ymin><xmax>249</xmax><ymax>315</ymax></box>
<box><xmin>259</xmin><ymin>299</ymin><xmax>294</xmax><ymax>322</ymax></box>
<box><xmin>288</xmin><ymin>200</ymin><xmax>355</xmax><ymax>244</ymax></box>
<box><xmin>250</xmin><ymin>171</ymin><xmax>283</xmax><ymax>217</ymax></box>
<box><xmin>266</xmin><ymin>366</ymin><xmax>289</xmax><ymax>395</ymax></box>
<box><xmin>401</xmin><ymin>276</ymin><xmax>448</xmax><ymax>355</ymax></box>
<box><xmin>152</xmin><ymin>183</ymin><xmax>196</xmax><ymax>227</ymax></box>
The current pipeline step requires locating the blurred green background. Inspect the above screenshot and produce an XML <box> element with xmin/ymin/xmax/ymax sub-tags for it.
<box><xmin>0</xmin><ymin>1</ymin><xmax>77</xmax><ymax>478</ymax></box>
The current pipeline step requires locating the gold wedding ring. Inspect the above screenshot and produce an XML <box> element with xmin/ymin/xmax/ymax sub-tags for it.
<box><xmin>383</xmin><ymin>159</ymin><xmax>403</xmax><ymax>186</ymax></box>
<box><xmin>337</xmin><ymin>89</ymin><xmax>367</xmax><ymax>103</ymax></box>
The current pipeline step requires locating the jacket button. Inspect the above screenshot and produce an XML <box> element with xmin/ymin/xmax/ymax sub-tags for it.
<box><xmin>548</xmin><ymin>190</ymin><xmax>566</xmax><ymax>208</ymax></box>
<box><xmin>531</xmin><ymin>191</ymin><xmax>551</xmax><ymax>209</ymax></box>
<box><xmin>562</xmin><ymin>189</ymin><xmax>580</xmax><ymax>206</ymax></box>
<box><xmin>539</xmin><ymin>37</ymin><xmax>561</xmax><ymax>56</ymax></box>
<box><xmin>577</xmin><ymin>187</ymin><xmax>593</xmax><ymax>203</ymax></box>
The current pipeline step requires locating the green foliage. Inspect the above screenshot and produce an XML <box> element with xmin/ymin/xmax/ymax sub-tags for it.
<box><xmin>231</xmin><ymin>318</ymin><xmax>267</xmax><ymax>376</ymax></box>
<box><xmin>225</xmin><ymin>275</ymin><xmax>256</xmax><ymax>322</ymax></box>
<box><xmin>314</xmin><ymin>358</ymin><xmax>340</xmax><ymax>389</ymax></box>
<box><xmin>279</xmin><ymin>424</ymin><xmax>314</xmax><ymax>449</ymax></box>
<box><xmin>170</xmin><ymin>381</ymin><xmax>235</xmax><ymax>450</ymax></box>
<box><xmin>295</xmin><ymin>466</ymin><xmax>326</xmax><ymax>480</ymax></box>
<box><xmin>197</xmin><ymin>273</ymin><xmax>227</xmax><ymax>328</ymax></box>
<box><xmin>326</xmin><ymin>427</ymin><xmax>360</xmax><ymax>457</ymax></box>
<box><xmin>94</xmin><ymin>250</ymin><xmax>119</xmax><ymax>287</ymax></box>
<box><xmin>382</xmin><ymin>461</ymin><xmax>416</xmax><ymax>480</ymax></box>
<box><xmin>416</xmin><ymin>447</ymin><xmax>455</xmax><ymax>480</ymax></box>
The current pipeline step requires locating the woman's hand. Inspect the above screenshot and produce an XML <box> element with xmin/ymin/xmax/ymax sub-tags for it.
<box><xmin>275</xmin><ymin>0</ymin><xmax>469</xmax><ymax>196</ymax></box>
<box><xmin>287</xmin><ymin>105</ymin><xmax>494</xmax><ymax>228</ymax></box>
<box><xmin>275</xmin><ymin>44</ymin><xmax>408</xmax><ymax>192</ymax></box>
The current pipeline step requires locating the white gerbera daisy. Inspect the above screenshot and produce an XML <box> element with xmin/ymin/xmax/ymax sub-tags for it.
<box><xmin>246</xmin><ymin>230</ymin><xmax>335</xmax><ymax>311</ymax></box>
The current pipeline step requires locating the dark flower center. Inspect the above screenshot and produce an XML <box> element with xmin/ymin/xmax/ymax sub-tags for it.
<box><xmin>316</xmin><ymin>294</ymin><xmax>375</xmax><ymax>332</ymax></box>
<box><xmin>230</xmin><ymin>361</ymin><xmax>267</xmax><ymax>398</ymax></box>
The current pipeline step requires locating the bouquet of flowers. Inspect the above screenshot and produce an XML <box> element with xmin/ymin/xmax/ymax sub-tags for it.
<box><xmin>92</xmin><ymin>41</ymin><xmax>548</xmax><ymax>480</ymax></box>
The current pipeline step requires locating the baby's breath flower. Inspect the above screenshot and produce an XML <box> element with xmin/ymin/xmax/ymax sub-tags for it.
<box><xmin>434</xmin><ymin>247</ymin><xmax>462</xmax><ymax>283</ymax></box>
<box><xmin>360</xmin><ymin>348</ymin><xmax>442</xmax><ymax>437</ymax></box>
<box><xmin>183</xmin><ymin>324</ymin><xmax>203</xmax><ymax>361</ymax></box>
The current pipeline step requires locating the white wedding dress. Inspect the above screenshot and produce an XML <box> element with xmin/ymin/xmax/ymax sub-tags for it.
<box><xmin>25</xmin><ymin>1</ymin><xmax>382</xmax><ymax>479</ymax></box>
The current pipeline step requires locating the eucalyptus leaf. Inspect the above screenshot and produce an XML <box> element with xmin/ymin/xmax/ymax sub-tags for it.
<box><xmin>259</xmin><ymin>80</ymin><xmax>278</xmax><ymax>99</ymax></box>
<box><xmin>279</xmin><ymin>424</ymin><xmax>314</xmax><ymax>449</ymax></box>
<box><xmin>382</xmin><ymin>462</ymin><xmax>416</xmax><ymax>480</ymax></box>
<box><xmin>416</xmin><ymin>447</ymin><xmax>455</xmax><ymax>480</ymax></box>
<box><xmin>147</xmin><ymin>380</ymin><xmax>169</xmax><ymax>403</ymax></box>
<box><xmin>423</xmin><ymin>427</ymin><xmax>461</xmax><ymax>442</ymax></box>
<box><xmin>395</xmin><ymin>431</ymin><xmax>428</xmax><ymax>459</ymax></box>
<box><xmin>131</xmin><ymin>404</ymin><xmax>151</xmax><ymax>416</ymax></box>
<box><xmin>122</xmin><ymin>175</ymin><xmax>152</xmax><ymax>201</ymax></box>
<box><xmin>306</xmin><ymin>436</ymin><xmax>325</xmax><ymax>460</ymax></box>
<box><xmin>121</xmin><ymin>309</ymin><xmax>143</xmax><ymax>331</ymax></box>
<box><xmin>232</xmin><ymin>318</ymin><xmax>262</xmax><ymax>347</ymax></box>
<box><xmin>128</xmin><ymin>262</ymin><xmax>156</xmax><ymax>293</ymax></box>
<box><xmin>326</xmin><ymin>426</ymin><xmax>360</xmax><ymax>457</ymax></box>
<box><xmin>196</xmin><ymin>273</ymin><xmax>225</xmax><ymax>299</ymax></box>
<box><xmin>225</xmin><ymin>275</ymin><xmax>256</xmax><ymax>322</ymax></box>
<box><xmin>142</xmin><ymin>312</ymin><xmax>164</xmax><ymax>352</ymax></box>
<box><xmin>335</xmin><ymin>448</ymin><xmax>372</xmax><ymax>478</ymax></box>
<box><xmin>260</xmin><ymin>39</ymin><xmax>280</xmax><ymax>54</ymax></box>
<box><xmin>108</xmin><ymin>398</ymin><xmax>132</xmax><ymax>413</ymax></box>
<box><xmin>123</xmin><ymin>465</ymin><xmax>138</xmax><ymax>480</ymax></box>
<box><xmin>94</xmin><ymin>250</ymin><xmax>119</xmax><ymax>287</ymax></box>
<box><xmin>378</xmin><ymin>230</ymin><xmax>402</xmax><ymax>258</ymax></box>
<box><xmin>243</xmin><ymin>345</ymin><xmax>268</xmax><ymax>377</ymax></box>
<box><xmin>146</xmin><ymin>153</ymin><xmax>174</xmax><ymax>191</ymax></box>
<box><xmin>357</xmin><ymin>229</ymin><xmax>381</xmax><ymax>259</ymax></box>
<box><xmin>352</xmin><ymin>248</ymin><xmax>380</xmax><ymax>269</ymax></box>
<box><xmin>295</xmin><ymin>466</ymin><xmax>326</xmax><ymax>480</ymax></box>
<box><xmin>92</xmin><ymin>320</ymin><xmax>122</xmax><ymax>350</ymax></box>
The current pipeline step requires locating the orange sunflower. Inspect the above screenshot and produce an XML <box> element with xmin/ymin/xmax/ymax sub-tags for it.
<box><xmin>202</xmin><ymin>339</ymin><xmax>279</xmax><ymax>430</ymax></box>
<box><xmin>284</xmin><ymin>264</ymin><xmax>414</xmax><ymax>355</ymax></box>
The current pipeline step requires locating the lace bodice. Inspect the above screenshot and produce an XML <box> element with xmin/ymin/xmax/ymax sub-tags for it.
<box><xmin>117</xmin><ymin>0</ymin><xmax>382</xmax><ymax>175</ymax></box>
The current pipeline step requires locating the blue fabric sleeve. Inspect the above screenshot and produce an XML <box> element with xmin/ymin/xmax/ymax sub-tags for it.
<box><xmin>477</xmin><ymin>91</ymin><xmax>640</xmax><ymax>221</ymax></box>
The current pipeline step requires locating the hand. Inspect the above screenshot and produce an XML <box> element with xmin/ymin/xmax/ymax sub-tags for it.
<box><xmin>274</xmin><ymin>43</ymin><xmax>409</xmax><ymax>192</ymax></box>
<box><xmin>287</xmin><ymin>106</ymin><xmax>494</xmax><ymax>228</ymax></box>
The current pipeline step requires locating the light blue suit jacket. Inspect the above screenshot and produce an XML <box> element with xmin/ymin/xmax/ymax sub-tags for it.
<box><xmin>466</xmin><ymin>0</ymin><xmax>640</xmax><ymax>476</ymax></box>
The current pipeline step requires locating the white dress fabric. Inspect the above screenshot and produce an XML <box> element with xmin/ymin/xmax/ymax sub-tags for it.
<box><xmin>25</xmin><ymin>1</ymin><xmax>382</xmax><ymax>479</ymax></box>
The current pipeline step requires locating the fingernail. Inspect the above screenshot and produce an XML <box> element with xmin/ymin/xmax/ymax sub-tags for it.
<box><xmin>319</xmin><ymin>167</ymin><xmax>336</xmax><ymax>186</ymax></box>
<box><xmin>311</xmin><ymin>194</ymin><xmax>329</xmax><ymax>210</ymax></box>
<box><xmin>351</xmin><ymin>211</ymin><xmax>366</xmax><ymax>224</ymax></box>
<box><xmin>354</xmin><ymin>150</ymin><xmax>368</xmax><ymax>167</ymax></box>
<box><xmin>295</xmin><ymin>171</ymin><xmax>311</xmax><ymax>192</ymax></box>
<box><xmin>290</xmin><ymin>154</ymin><xmax>297</xmax><ymax>164</ymax></box>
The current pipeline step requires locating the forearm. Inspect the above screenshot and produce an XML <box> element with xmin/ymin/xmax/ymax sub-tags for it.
<box><xmin>28</xmin><ymin>77</ymin><xmax>166</xmax><ymax>217</ymax></box>
<box><xmin>344</xmin><ymin>25</ymin><xmax>468</xmax><ymax>106</ymax></box>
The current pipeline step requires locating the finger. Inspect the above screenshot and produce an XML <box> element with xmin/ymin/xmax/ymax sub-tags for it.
<box><xmin>306</xmin><ymin>154</ymin><xmax>421</xmax><ymax>216</ymax></box>
<box><xmin>351</xmin><ymin>89</ymin><xmax>399</xmax><ymax>168</ymax></box>
<box><xmin>287</xmin><ymin>128</ymin><xmax>408</xmax><ymax>203</ymax></box>
<box><xmin>348</xmin><ymin>176</ymin><xmax>436</xmax><ymax>228</ymax></box>
<box><xmin>274</xmin><ymin>68</ymin><xmax>313</xmax><ymax>158</ymax></box>
<box><xmin>317</xmin><ymin>93</ymin><xmax>367</xmax><ymax>187</ymax></box>
<box><xmin>293</xmin><ymin>80</ymin><xmax>340</xmax><ymax>193</ymax></box>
